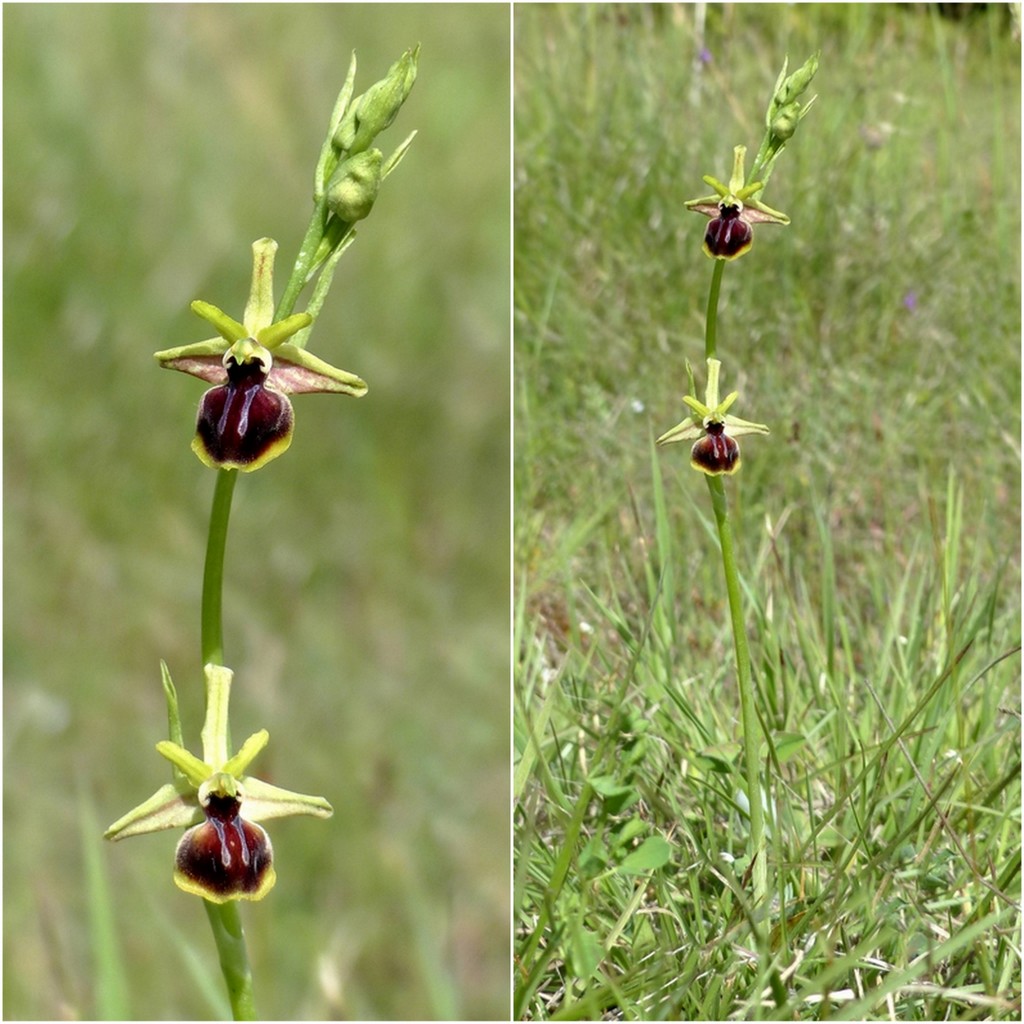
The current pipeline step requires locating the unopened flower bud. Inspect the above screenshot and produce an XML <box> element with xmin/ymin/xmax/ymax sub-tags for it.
<box><xmin>776</xmin><ymin>52</ymin><xmax>819</xmax><ymax>106</ymax></box>
<box><xmin>333</xmin><ymin>46</ymin><xmax>418</xmax><ymax>156</ymax></box>
<box><xmin>326</xmin><ymin>149</ymin><xmax>382</xmax><ymax>223</ymax></box>
<box><xmin>770</xmin><ymin>102</ymin><xmax>801</xmax><ymax>141</ymax></box>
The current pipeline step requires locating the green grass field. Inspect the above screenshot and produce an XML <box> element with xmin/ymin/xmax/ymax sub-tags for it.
<box><xmin>4</xmin><ymin>5</ymin><xmax>508</xmax><ymax>1020</ymax></box>
<box><xmin>514</xmin><ymin>4</ymin><xmax>1020</xmax><ymax>1020</ymax></box>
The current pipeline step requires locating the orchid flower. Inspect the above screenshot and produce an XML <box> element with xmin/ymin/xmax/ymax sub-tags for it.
<box><xmin>106</xmin><ymin>663</ymin><xmax>332</xmax><ymax>903</ymax></box>
<box><xmin>154</xmin><ymin>238</ymin><xmax>366</xmax><ymax>472</ymax></box>
<box><xmin>657</xmin><ymin>358</ymin><xmax>769</xmax><ymax>475</ymax></box>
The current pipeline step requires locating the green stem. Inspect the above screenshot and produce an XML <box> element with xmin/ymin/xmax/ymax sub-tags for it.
<box><xmin>204</xmin><ymin>900</ymin><xmax>257</xmax><ymax>1020</ymax></box>
<box><xmin>201</xmin><ymin>469</ymin><xmax>238</xmax><ymax>667</ymax></box>
<box><xmin>704</xmin><ymin>258</ymin><xmax>724</xmax><ymax>361</ymax></box>
<box><xmin>705</xmin><ymin>475</ymin><xmax>767</xmax><ymax>910</ymax></box>
<box><xmin>702</xmin><ymin>261</ymin><xmax>767</xmax><ymax>915</ymax></box>
<box><xmin>200</xmin><ymin>467</ymin><xmax>257</xmax><ymax>1019</ymax></box>
<box><xmin>275</xmin><ymin>196</ymin><xmax>331</xmax><ymax>321</ymax></box>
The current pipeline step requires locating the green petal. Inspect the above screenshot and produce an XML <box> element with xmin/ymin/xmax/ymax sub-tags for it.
<box><xmin>156</xmin><ymin>741</ymin><xmax>212</xmax><ymax>787</ymax></box>
<box><xmin>191</xmin><ymin>301</ymin><xmax>248</xmax><ymax>344</ymax></box>
<box><xmin>682</xmin><ymin>395</ymin><xmax>712</xmax><ymax>418</ymax></box>
<box><xmin>712</xmin><ymin>391</ymin><xmax>740</xmax><ymax>419</ymax></box>
<box><xmin>256</xmin><ymin>313</ymin><xmax>314</xmax><ymax>351</ymax></box>
<box><xmin>701</xmin><ymin>175</ymin><xmax>730</xmax><ymax>196</ymax></box>
<box><xmin>222</xmin><ymin>730</ymin><xmax>269</xmax><ymax>778</ymax></box>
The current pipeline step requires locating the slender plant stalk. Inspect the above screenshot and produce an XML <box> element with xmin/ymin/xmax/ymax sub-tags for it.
<box><xmin>199</xmin><ymin>466</ymin><xmax>257</xmax><ymax>1020</ymax></box>
<box><xmin>202</xmin><ymin>468</ymin><xmax>238</xmax><ymax>667</ymax></box>
<box><xmin>274</xmin><ymin>197</ymin><xmax>330</xmax><ymax>322</ymax></box>
<box><xmin>701</xmin><ymin>263</ymin><xmax>768</xmax><ymax>915</ymax></box>
<box><xmin>704</xmin><ymin>258</ymin><xmax>725</xmax><ymax>361</ymax></box>
<box><xmin>204</xmin><ymin>900</ymin><xmax>257</xmax><ymax>1021</ymax></box>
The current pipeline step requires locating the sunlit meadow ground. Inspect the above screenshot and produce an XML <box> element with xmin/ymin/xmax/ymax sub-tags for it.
<box><xmin>4</xmin><ymin>5</ymin><xmax>508</xmax><ymax>1020</ymax></box>
<box><xmin>515</xmin><ymin>4</ymin><xmax>1020</xmax><ymax>1020</ymax></box>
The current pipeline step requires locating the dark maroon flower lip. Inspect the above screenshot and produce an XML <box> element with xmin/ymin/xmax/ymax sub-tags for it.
<box><xmin>174</xmin><ymin>790</ymin><xmax>276</xmax><ymax>903</ymax></box>
<box><xmin>193</xmin><ymin>353</ymin><xmax>294</xmax><ymax>472</ymax></box>
<box><xmin>703</xmin><ymin>205</ymin><xmax>754</xmax><ymax>260</ymax></box>
<box><xmin>690</xmin><ymin>420</ymin><xmax>741</xmax><ymax>475</ymax></box>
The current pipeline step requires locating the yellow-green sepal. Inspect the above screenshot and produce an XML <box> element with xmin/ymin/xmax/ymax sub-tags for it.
<box><xmin>104</xmin><ymin>780</ymin><xmax>201</xmax><ymax>840</ymax></box>
<box><xmin>273</xmin><ymin>343</ymin><xmax>368</xmax><ymax>396</ymax></box>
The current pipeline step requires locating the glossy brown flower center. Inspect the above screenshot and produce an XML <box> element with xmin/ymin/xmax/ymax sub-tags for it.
<box><xmin>175</xmin><ymin>792</ymin><xmax>274</xmax><ymax>900</ymax></box>
<box><xmin>194</xmin><ymin>354</ymin><xmax>293</xmax><ymax>469</ymax></box>
<box><xmin>704</xmin><ymin>205</ymin><xmax>753</xmax><ymax>258</ymax></box>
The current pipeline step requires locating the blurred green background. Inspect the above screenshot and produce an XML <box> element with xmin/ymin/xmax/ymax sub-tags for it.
<box><xmin>4</xmin><ymin>4</ymin><xmax>509</xmax><ymax>1020</ymax></box>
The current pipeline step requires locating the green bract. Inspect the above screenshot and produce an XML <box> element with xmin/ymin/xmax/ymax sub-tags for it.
<box><xmin>154</xmin><ymin>238</ymin><xmax>366</xmax><ymax>472</ymax></box>
<box><xmin>657</xmin><ymin>358</ymin><xmax>769</xmax><ymax>476</ymax></box>
<box><xmin>105</xmin><ymin>663</ymin><xmax>332</xmax><ymax>903</ymax></box>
